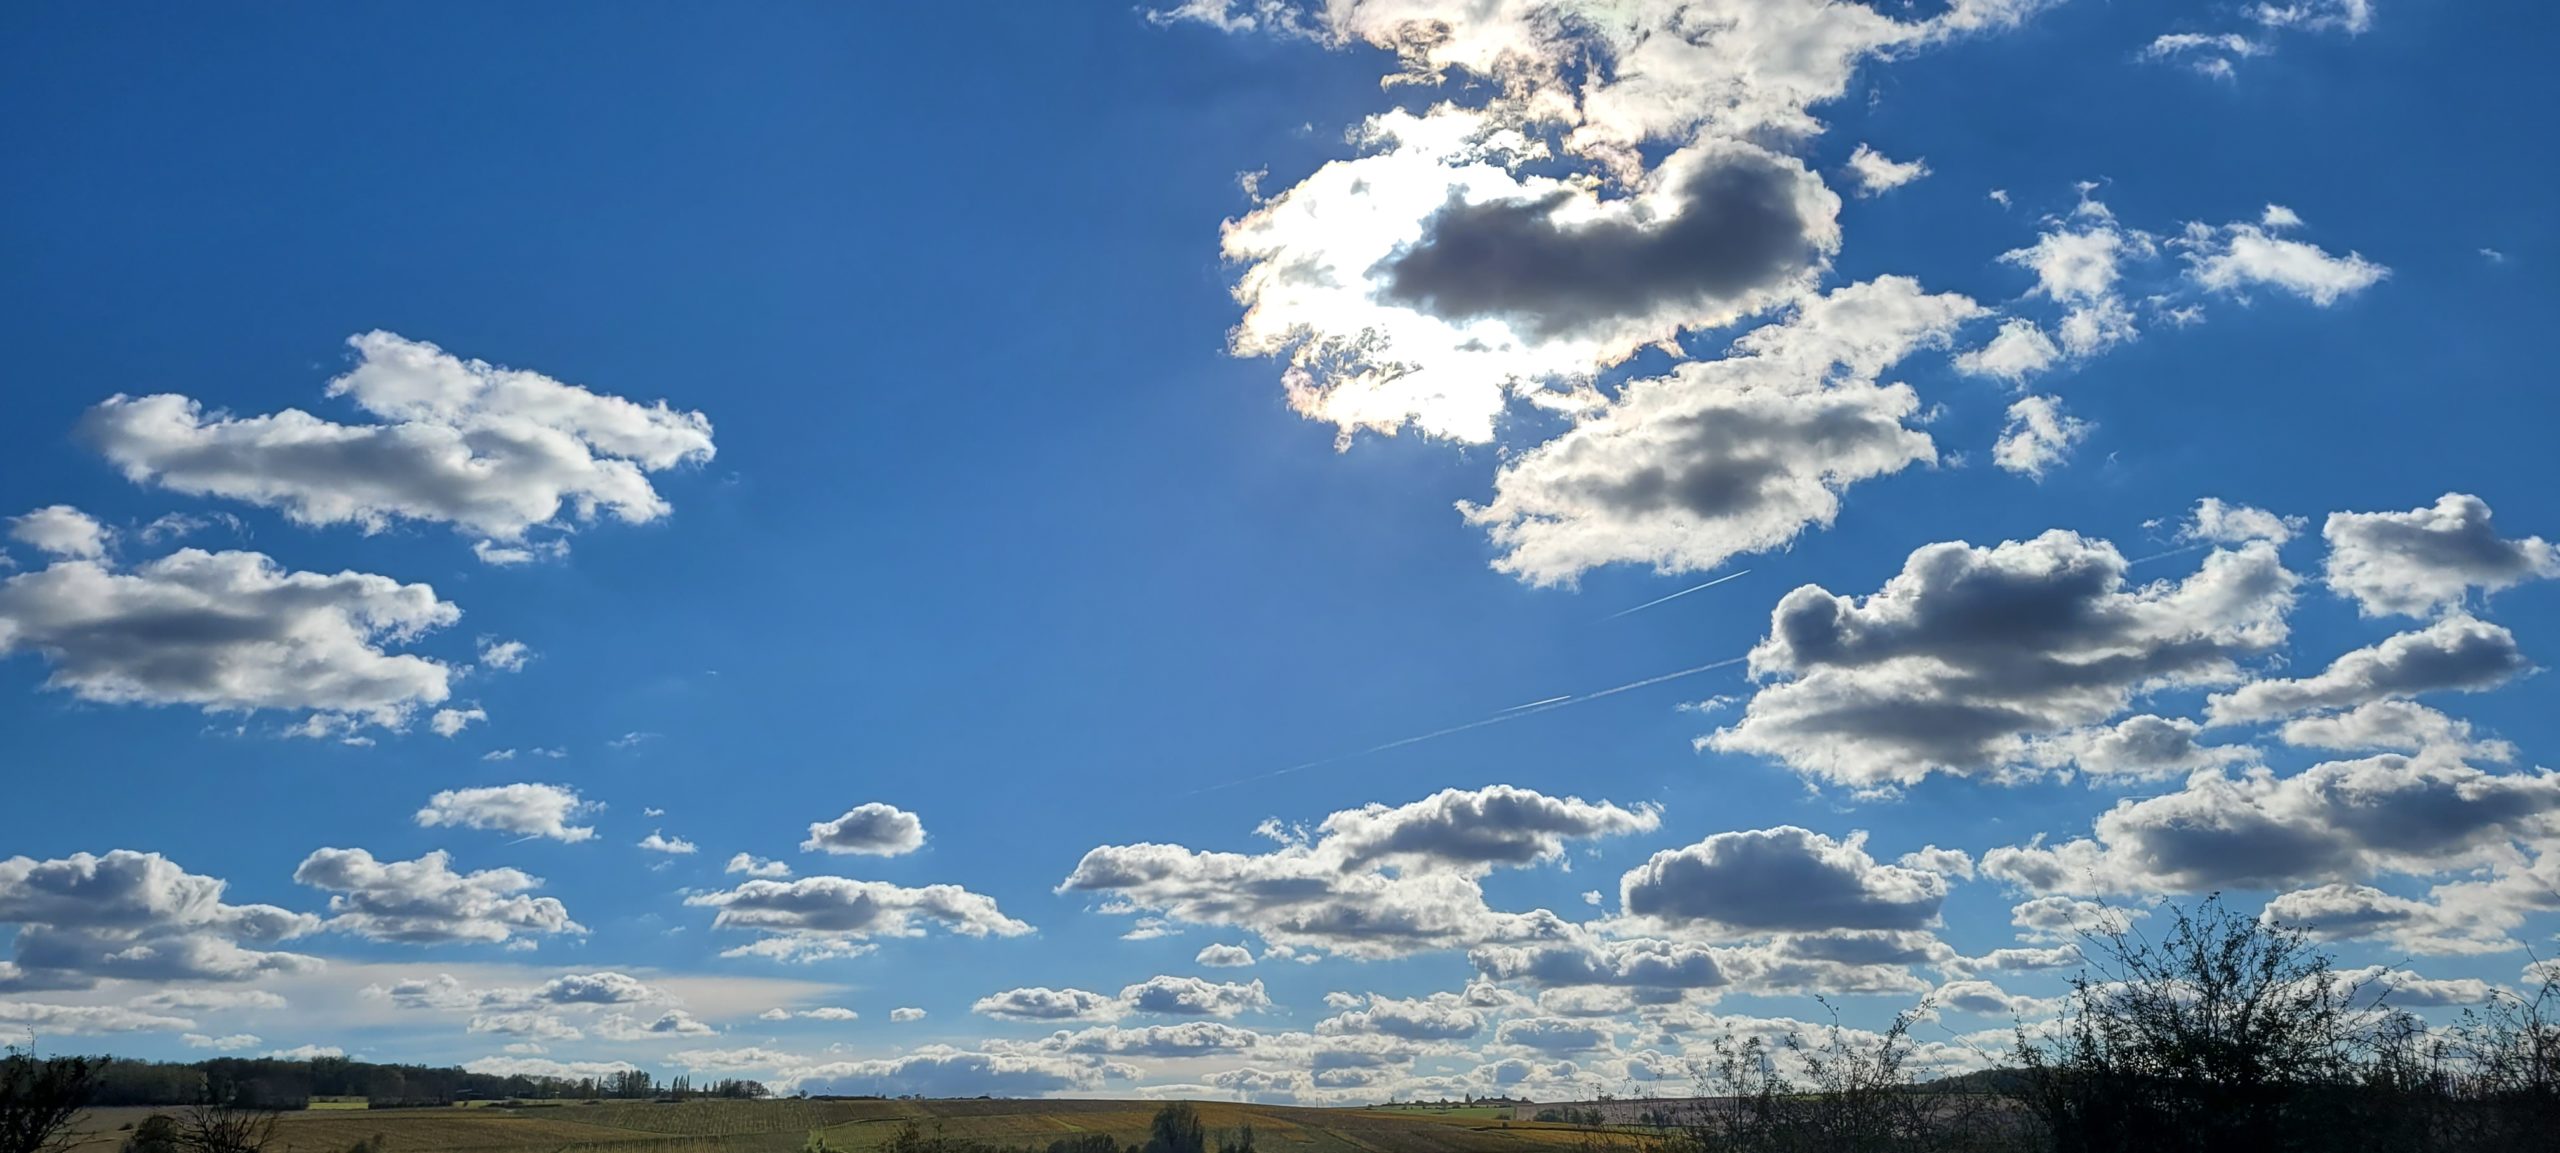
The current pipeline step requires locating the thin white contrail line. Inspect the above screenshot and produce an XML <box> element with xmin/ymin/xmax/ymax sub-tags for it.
<box><xmin>2124</xmin><ymin>542</ymin><xmax>2210</xmax><ymax>566</ymax></box>
<box><xmin>1601</xmin><ymin>570</ymin><xmax>1750</xmax><ymax>620</ymax></box>
<box><xmin>1187</xmin><ymin>655</ymin><xmax>1748</xmax><ymax>795</ymax></box>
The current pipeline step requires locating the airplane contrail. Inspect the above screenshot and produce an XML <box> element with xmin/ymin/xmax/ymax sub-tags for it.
<box><xmin>1188</xmin><ymin>655</ymin><xmax>1748</xmax><ymax>795</ymax></box>
<box><xmin>2124</xmin><ymin>542</ymin><xmax>2211</xmax><ymax>566</ymax></box>
<box><xmin>1602</xmin><ymin>570</ymin><xmax>1750</xmax><ymax>620</ymax></box>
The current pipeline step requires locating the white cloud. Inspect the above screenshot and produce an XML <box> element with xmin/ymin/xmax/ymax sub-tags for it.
<box><xmin>686</xmin><ymin>876</ymin><xmax>1031</xmax><ymax>960</ymax></box>
<box><xmin>416</xmin><ymin>783</ymin><xmax>598</xmax><ymax>843</ymax></box>
<box><xmin>2183</xmin><ymin>498</ymin><xmax>2304</xmax><ymax>546</ymax></box>
<box><xmin>2204</xmin><ymin>614</ymin><xmax>2530</xmax><ymax>726</ymax></box>
<box><xmin>725</xmin><ymin>853</ymin><xmax>791</xmax><ymax>879</ymax></box>
<box><xmin>430</xmin><ymin>706</ymin><xmax>487</xmax><ymax>738</ymax></box>
<box><xmin>891</xmin><ymin>1007</ymin><xmax>926</xmax><ymax>1022</ymax></box>
<box><xmin>638</xmin><ymin>831</ymin><xmax>699</xmax><ymax>855</ymax></box>
<box><xmin>1992</xmin><ymin>395</ymin><xmax>2090</xmax><ymax>479</ymax></box>
<box><xmin>2278</xmin><ymin>701</ymin><xmax>2516</xmax><ymax>762</ymax></box>
<box><xmin>295</xmin><ymin>848</ymin><xmax>583</xmax><ymax>945</ymax></box>
<box><xmin>1984</xmin><ymin>753</ymin><xmax>2560</xmax><ymax>898</ymax></box>
<box><xmin>0</xmin><ymin>543</ymin><xmax>458</xmax><ymax>728</ymax></box>
<box><xmin>2002</xmin><ymin>205</ymin><xmax>2148</xmax><ymax>357</ymax></box>
<box><xmin>81</xmin><ymin>332</ymin><xmax>715</xmax><ymax>559</ymax></box>
<box><xmin>130</xmin><ymin>989</ymin><xmax>290</xmax><ymax>1013</ymax></box>
<box><xmin>1458</xmin><ymin>277</ymin><xmax>1983</xmax><ymax>585</ymax></box>
<box><xmin>0</xmin><ymin>850</ymin><xmax>320</xmax><ymax>991</ymax></box>
<box><xmin>1845</xmin><ymin>145</ymin><xmax>1929</xmax><ymax>196</ymax></box>
<box><xmin>2181</xmin><ymin>216</ymin><xmax>2387</xmax><ymax>306</ymax></box>
<box><xmin>799</xmin><ymin>1006</ymin><xmax>858</xmax><ymax>1022</ymax></box>
<box><xmin>777</xmin><ymin>1046</ymin><xmax>1122</xmax><ymax>1097</ymax></box>
<box><xmin>0</xmin><ymin>1002</ymin><xmax>195</xmax><ymax>1034</ymax></box>
<box><xmin>802</xmin><ymin>803</ymin><xmax>926</xmax><ymax>857</ymax></box>
<box><xmin>1196</xmin><ymin>943</ymin><xmax>1256</xmax><ymax>968</ymax></box>
<box><xmin>972</xmin><ymin>987</ymin><xmax>1124</xmax><ymax>1022</ymax></box>
<box><xmin>1706</xmin><ymin>530</ymin><xmax>2296</xmax><ymax>788</ymax></box>
<box><xmin>1061</xmin><ymin>785</ymin><xmax>1656</xmax><ymax>958</ymax></box>
<box><xmin>2322</xmin><ymin>493</ymin><xmax>2559</xmax><ymax>618</ymax></box>
<box><xmin>9</xmin><ymin>506</ymin><xmax>109</xmax><ymax>560</ymax></box>
<box><xmin>1120</xmin><ymin>975</ymin><xmax>1272</xmax><ymax>1018</ymax></box>
<box><xmin>182</xmin><ymin>1032</ymin><xmax>264</xmax><ymax>1051</ymax></box>
<box><xmin>1951</xmin><ymin>318</ymin><xmax>2060</xmax><ymax>383</ymax></box>
<box><xmin>477</xmin><ymin>639</ymin><xmax>533</xmax><ymax>672</ymax></box>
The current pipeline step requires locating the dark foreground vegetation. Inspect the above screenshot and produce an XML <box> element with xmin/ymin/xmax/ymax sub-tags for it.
<box><xmin>5</xmin><ymin>899</ymin><xmax>2555</xmax><ymax>1153</ymax></box>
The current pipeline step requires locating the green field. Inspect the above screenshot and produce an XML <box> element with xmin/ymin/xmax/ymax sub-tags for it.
<box><xmin>61</xmin><ymin>1098</ymin><xmax>1603</xmax><ymax>1153</ymax></box>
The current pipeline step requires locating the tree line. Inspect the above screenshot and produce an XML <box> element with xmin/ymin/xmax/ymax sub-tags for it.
<box><xmin>12</xmin><ymin>1052</ymin><xmax>765</xmax><ymax>1117</ymax></box>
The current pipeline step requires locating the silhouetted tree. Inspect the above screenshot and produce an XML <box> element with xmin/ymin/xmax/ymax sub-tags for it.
<box><xmin>175</xmin><ymin>1099</ymin><xmax>278</xmax><ymax>1153</ymax></box>
<box><xmin>0</xmin><ymin>1047</ymin><xmax>98</xmax><ymax>1153</ymax></box>
<box><xmin>1145</xmin><ymin>1103</ymin><xmax>1206</xmax><ymax>1153</ymax></box>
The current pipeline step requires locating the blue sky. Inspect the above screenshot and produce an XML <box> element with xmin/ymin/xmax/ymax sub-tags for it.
<box><xmin>4</xmin><ymin>0</ymin><xmax>2558</xmax><ymax>1100</ymax></box>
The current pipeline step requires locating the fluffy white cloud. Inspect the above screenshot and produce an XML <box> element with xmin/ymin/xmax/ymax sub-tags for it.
<box><xmin>424</xmin><ymin>708</ymin><xmax>483</xmax><ymax>738</ymax></box>
<box><xmin>1196</xmin><ymin>943</ymin><xmax>1255</xmax><ymax>968</ymax></box>
<box><xmin>973</xmin><ymin>987</ymin><xmax>1124</xmax><ymax>1022</ymax></box>
<box><xmin>2002</xmin><ymin>202</ymin><xmax>2148</xmax><ymax>357</ymax></box>
<box><xmin>81</xmin><ymin>332</ymin><xmax>715</xmax><ymax>558</ymax></box>
<box><xmin>1845</xmin><ymin>145</ymin><xmax>1928</xmax><ymax>196</ymax></box>
<box><xmin>1621</xmin><ymin>827</ymin><xmax>1948</xmax><ymax>934</ymax></box>
<box><xmin>637</xmin><ymin>831</ymin><xmax>699</xmax><ymax>855</ymax></box>
<box><xmin>2278</xmin><ymin>700</ymin><xmax>2515</xmax><ymax>762</ymax></box>
<box><xmin>1992</xmin><ymin>395</ymin><xmax>2090</xmax><ymax>479</ymax></box>
<box><xmin>2181</xmin><ymin>213</ymin><xmax>2387</xmax><ymax>306</ymax></box>
<box><xmin>1459</xmin><ymin>277</ymin><xmax>1983</xmax><ymax>585</ymax></box>
<box><xmin>1706</xmin><ymin>530</ymin><xmax>2296</xmax><ymax>788</ymax></box>
<box><xmin>9</xmin><ymin>506</ymin><xmax>109</xmax><ymax>560</ymax></box>
<box><xmin>476</xmin><ymin>639</ymin><xmax>532</xmax><ymax>672</ymax></box>
<box><xmin>685</xmin><ymin>876</ymin><xmax>1031</xmax><ymax>960</ymax></box>
<box><xmin>2183</xmin><ymin>498</ymin><xmax>2304</xmax><ymax>546</ymax></box>
<box><xmin>891</xmin><ymin>1007</ymin><xmax>926</xmax><ymax>1022</ymax></box>
<box><xmin>295</xmin><ymin>848</ymin><xmax>583</xmax><ymax>944</ymax></box>
<box><xmin>1318</xmin><ymin>992</ymin><xmax>1490</xmax><ymax>1041</ymax></box>
<box><xmin>1983</xmin><ymin>753</ymin><xmax>2560</xmax><ymax>897</ymax></box>
<box><xmin>0</xmin><ymin>544</ymin><xmax>459</xmax><ymax>728</ymax></box>
<box><xmin>0</xmin><ymin>850</ymin><xmax>320</xmax><ymax>991</ymax></box>
<box><xmin>2204</xmin><ymin>614</ymin><xmax>2530</xmax><ymax>725</ymax></box>
<box><xmin>1952</xmin><ymin>318</ymin><xmax>2061</xmax><ymax>383</ymax></box>
<box><xmin>416</xmin><ymin>783</ymin><xmax>599</xmax><ymax>843</ymax></box>
<box><xmin>2322</xmin><ymin>493</ymin><xmax>2558</xmax><ymax>618</ymax></box>
<box><xmin>802</xmin><ymin>803</ymin><xmax>926</xmax><ymax>857</ymax></box>
<box><xmin>1061</xmin><ymin>786</ymin><xmax>1654</xmax><ymax>958</ymax></box>
<box><xmin>725</xmin><ymin>854</ymin><xmax>791</xmax><ymax>879</ymax></box>
<box><xmin>1120</xmin><ymin>975</ymin><xmax>1272</xmax><ymax>1018</ymax></box>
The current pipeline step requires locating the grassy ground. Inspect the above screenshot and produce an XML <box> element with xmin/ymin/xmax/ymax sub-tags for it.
<box><xmin>60</xmin><ymin>1098</ymin><xmax>1608</xmax><ymax>1153</ymax></box>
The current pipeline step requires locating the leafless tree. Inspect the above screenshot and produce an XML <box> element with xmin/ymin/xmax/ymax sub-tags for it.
<box><xmin>0</xmin><ymin>1045</ymin><xmax>98</xmax><ymax>1153</ymax></box>
<box><xmin>173</xmin><ymin>1100</ymin><xmax>276</xmax><ymax>1153</ymax></box>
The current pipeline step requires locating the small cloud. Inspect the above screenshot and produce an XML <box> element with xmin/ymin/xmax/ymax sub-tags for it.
<box><xmin>638</xmin><ymin>831</ymin><xmax>699</xmax><ymax>855</ymax></box>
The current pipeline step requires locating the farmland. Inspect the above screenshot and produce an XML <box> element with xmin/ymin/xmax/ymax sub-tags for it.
<box><xmin>58</xmin><ymin>1098</ymin><xmax>1612</xmax><ymax>1153</ymax></box>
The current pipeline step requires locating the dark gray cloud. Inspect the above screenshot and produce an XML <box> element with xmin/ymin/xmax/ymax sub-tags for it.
<box><xmin>1706</xmin><ymin>531</ymin><xmax>2296</xmax><ymax>787</ymax></box>
<box><xmin>1377</xmin><ymin>146</ymin><xmax>1830</xmax><ymax>341</ymax></box>
<box><xmin>0</xmin><ymin>850</ymin><xmax>319</xmax><ymax>991</ymax></box>
<box><xmin>2206</xmin><ymin>614</ymin><xmax>2531</xmax><ymax>725</ymax></box>
<box><xmin>1621</xmin><ymin>827</ymin><xmax>1947</xmax><ymax>933</ymax></box>
<box><xmin>1470</xmin><ymin>934</ymin><xmax>1727</xmax><ymax>995</ymax></box>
